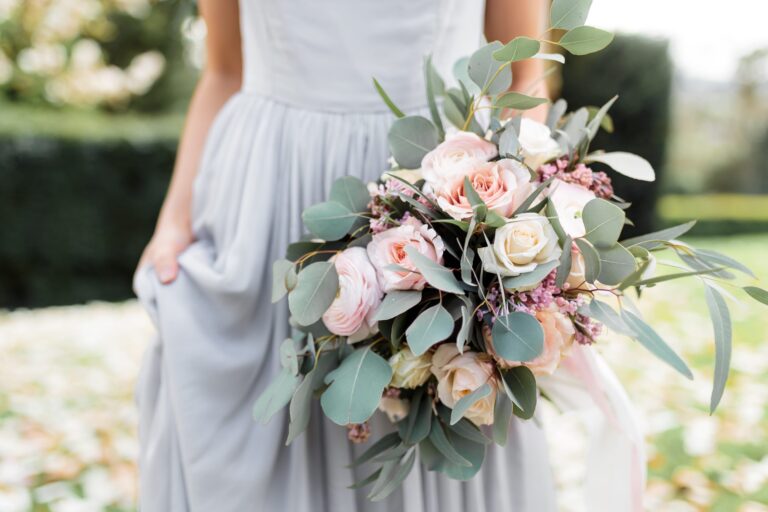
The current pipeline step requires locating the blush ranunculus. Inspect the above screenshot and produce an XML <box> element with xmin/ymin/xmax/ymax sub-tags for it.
<box><xmin>321</xmin><ymin>247</ymin><xmax>383</xmax><ymax>342</ymax></box>
<box><xmin>547</xmin><ymin>179</ymin><xmax>596</xmax><ymax>238</ymax></box>
<box><xmin>434</xmin><ymin>159</ymin><xmax>534</xmax><ymax>221</ymax></box>
<box><xmin>421</xmin><ymin>131</ymin><xmax>498</xmax><ymax>188</ymax></box>
<box><xmin>485</xmin><ymin>305</ymin><xmax>575</xmax><ymax>375</ymax></box>
<box><xmin>366</xmin><ymin>218</ymin><xmax>445</xmax><ymax>292</ymax></box>
<box><xmin>430</xmin><ymin>344</ymin><xmax>497</xmax><ymax>426</ymax></box>
<box><xmin>478</xmin><ymin>213</ymin><xmax>561</xmax><ymax>277</ymax></box>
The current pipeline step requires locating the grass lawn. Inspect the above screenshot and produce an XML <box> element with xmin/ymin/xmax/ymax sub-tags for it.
<box><xmin>0</xmin><ymin>234</ymin><xmax>766</xmax><ymax>511</ymax></box>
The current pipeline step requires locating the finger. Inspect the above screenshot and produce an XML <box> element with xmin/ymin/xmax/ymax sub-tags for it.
<box><xmin>154</xmin><ymin>253</ymin><xmax>180</xmax><ymax>284</ymax></box>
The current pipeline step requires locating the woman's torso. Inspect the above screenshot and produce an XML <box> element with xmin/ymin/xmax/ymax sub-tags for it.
<box><xmin>238</xmin><ymin>0</ymin><xmax>487</xmax><ymax>112</ymax></box>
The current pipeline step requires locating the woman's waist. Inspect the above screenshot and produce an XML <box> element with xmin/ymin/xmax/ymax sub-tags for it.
<box><xmin>241</xmin><ymin>71</ymin><xmax>428</xmax><ymax>115</ymax></box>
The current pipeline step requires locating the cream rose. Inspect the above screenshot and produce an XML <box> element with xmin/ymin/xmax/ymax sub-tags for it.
<box><xmin>430</xmin><ymin>344</ymin><xmax>497</xmax><ymax>426</ymax></box>
<box><xmin>321</xmin><ymin>247</ymin><xmax>383</xmax><ymax>342</ymax></box>
<box><xmin>478</xmin><ymin>213</ymin><xmax>561</xmax><ymax>277</ymax></box>
<box><xmin>366</xmin><ymin>217</ymin><xmax>445</xmax><ymax>292</ymax></box>
<box><xmin>378</xmin><ymin>396</ymin><xmax>410</xmax><ymax>422</ymax></box>
<box><xmin>485</xmin><ymin>306</ymin><xmax>575</xmax><ymax>375</ymax></box>
<box><xmin>518</xmin><ymin>118</ymin><xmax>562</xmax><ymax>170</ymax></box>
<box><xmin>547</xmin><ymin>179</ymin><xmax>596</xmax><ymax>238</ymax></box>
<box><xmin>434</xmin><ymin>159</ymin><xmax>534</xmax><ymax>221</ymax></box>
<box><xmin>389</xmin><ymin>347</ymin><xmax>433</xmax><ymax>389</ymax></box>
<box><xmin>421</xmin><ymin>131</ymin><xmax>498</xmax><ymax>187</ymax></box>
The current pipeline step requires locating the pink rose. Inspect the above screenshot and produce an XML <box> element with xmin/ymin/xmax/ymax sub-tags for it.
<box><xmin>547</xmin><ymin>179</ymin><xmax>596</xmax><ymax>238</ymax></box>
<box><xmin>366</xmin><ymin>218</ymin><xmax>445</xmax><ymax>292</ymax></box>
<box><xmin>322</xmin><ymin>247</ymin><xmax>383</xmax><ymax>342</ymax></box>
<box><xmin>485</xmin><ymin>305</ymin><xmax>575</xmax><ymax>375</ymax></box>
<box><xmin>434</xmin><ymin>159</ymin><xmax>534</xmax><ymax>221</ymax></box>
<box><xmin>421</xmin><ymin>131</ymin><xmax>498</xmax><ymax>188</ymax></box>
<box><xmin>430</xmin><ymin>344</ymin><xmax>497</xmax><ymax>426</ymax></box>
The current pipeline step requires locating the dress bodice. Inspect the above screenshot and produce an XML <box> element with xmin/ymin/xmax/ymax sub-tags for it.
<box><xmin>238</xmin><ymin>0</ymin><xmax>486</xmax><ymax>112</ymax></box>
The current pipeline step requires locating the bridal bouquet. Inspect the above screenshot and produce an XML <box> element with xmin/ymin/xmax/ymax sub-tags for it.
<box><xmin>255</xmin><ymin>0</ymin><xmax>768</xmax><ymax>500</ymax></box>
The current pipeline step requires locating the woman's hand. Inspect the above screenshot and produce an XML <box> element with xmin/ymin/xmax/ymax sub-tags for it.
<box><xmin>137</xmin><ymin>219</ymin><xmax>195</xmax><ymax>284</ymax></box>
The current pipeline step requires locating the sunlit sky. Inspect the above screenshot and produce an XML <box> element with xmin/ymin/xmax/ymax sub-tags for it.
<box><xmin>589</xmin><ymin>0</ymin><xmax>768</xmax><ymax>82</ymax></box>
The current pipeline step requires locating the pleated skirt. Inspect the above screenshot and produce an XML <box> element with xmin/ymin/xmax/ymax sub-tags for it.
<box><xmin>133</xmin><ymin>91</ymin><xmax>557</xmax><ymax>512</ymax></box>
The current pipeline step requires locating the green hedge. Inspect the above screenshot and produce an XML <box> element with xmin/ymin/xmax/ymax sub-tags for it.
<box><xmin>561</xmin><ymin>34</ymin><xmax>673</xmax><ymax>236</ymax></box>
<box><xmin>0</xmin><ymin>137</ymin><xmax>174</xmax><ymax>307</ymax></box>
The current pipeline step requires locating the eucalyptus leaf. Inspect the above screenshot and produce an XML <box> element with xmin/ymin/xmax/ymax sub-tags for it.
<box><xmin>463</xmin><ymin>176</ymin><xmax>488</xmax><ymax>221</ymax></box>
<box><xmin>388</xmin><ymin>116</ymin><xmax>440</xmax><ymax>169</ymax></box>
<box><xmin>621</xmin><ymin>221</ymin><xmax>696</xmax><ymax>250</ymax></box>
<box><xmin>405</xmin><ymin>246</ymin><xmax>465</xmax><ymax>294</ymax></box>
<box><xmin>704</xmin><ymin>285</ymin><xmax>732</xmax><ymax>413</ymax></box>
<box><xmin>586</xmin><ymin>95</ymin><xmax>618</xmax><ymax>139</ymax></box>
<box><xmin>574</xmin><ymin>238</ymin><xmax>601</xmax><ymax>283</ymax></box>
<box><xmin>585</xmin><ymin>152</ymin><xmax>655</xmax><ymax>182</ymax></box>
<box><xmin>555</xmin><ymin>236</ymin><xmax>573</xmax><ymax>288</ymax></box>
<box><xmin>578</xmin><ymin>300</ymin><xmax>635</xmax><ymax>337</ymax></box>
<box><xmin>582</xmin><ymin>198</ymin><xmax>625</xmax><ymax>248</ymax></box>
<box><xmin>492</xmin><ymin>393</ymin><xmax>514</xmax><ymax>446</ymax></box>
<box><xmin>271</xmin><ymin>259</ymin><xmax>295</xmax><ymax>303</ymax></box>
<box><xmin>429</xmin><ymin>422</ymin><xmax>472</xmax><ymax>467</ymax></box>
<box><xmin>441</xmin><ymin>429</ymin><xmax>486</xmax><ymax>480</ymax></box>
<box><xmin>286</xmin><ymin>351</ymin><xmax>339</xmax><ymax>444</ymax></box>
<box><xmin>502</xmin><ymin>260</ymin><xmax>559</xmax><ymax>291</ymax></box>
<box><xmin>494</xmin><ymin>92</ymin><xmax>549</xmax><ymax>110</ymax></box>
<box><xmin>252</xmin><ymin>368</ymin><xmax>300</xmax><ymax>425</ymax></box>
<box><xmin>288</xmin><ymin>261</ymin><xmax>339</xmax><ymax>326</ymax></box>
<box><xmin>279</xmin><ymin>338</ymin><xmax>300</xmax><ymax>375</ymax></box>
<box><xmin>321</xmin><ymin>346</ymin><xmax>393</xmax><ymax>425</ymax></box>
<box><xmin>498</xmin><ymin>125</ymin><xmax>520</xmax><ymax>158</ymax></box>
<box><xmin>369</xmin><ymin>449</ymin><xmax>417</xmax><ymax>501</ymax></box>
<box><xmin>302</xmin><ymin>201</ymin><xmax>357</xmax><ymax>241</ymax></box>
<box><xmin>425</xmin><ymin>55</ymin><xmax>446</xmax><ymax>139</ymax></box>
<box><xmin>330</xmin><ymin>176</ymin><xmax>371</xmax><ymax>213</ymax></box>
<box><xmin>457</xmin><ymin>305</ymin><xmax>473</xmax><ymax>352</ymax></box>
<box><xmin>695</xmin><ymin>249</ymin><xmax>755</xmax><ymax>279</ymax></box>
<box><xmin>373</xmin><ymin>290</ymin><xmax>423</xmax><ymax>321</ymax></box>
<box><xmin>513</xmin><ymin>177</ymin><xmax>553</xmax><ymax>216</ymax></box>
<box><xmin>491</xmin><ymin>312</ymin><xmax>545</xmax><ymax>362</ymax></box>
<box><xmin>546</xmin><ymin>98</ymin><xmax>568</xmax><ymax>130</ymax></box>
<box><xmin>559</xmin><ymin>26</ymin><xmax>614</xmax><ymax>56</ymax></box>
<box><xmin>596</xmin><ymin>243</ymin><xmax>637</xmax><ymax>286</ymax></box>
<box><xmin>500</xmin><ymin>366</ymin><xmax>537</xmax><ymax>419</ymax></box>
<box><xmin>373</xmin><ymin>77</ymin><xmax>405</xmax><ymax>118</ymax></box>
<box><xmin>550</xmin><ymin>0</ymin><xmax>593</xmax><ymax>29</ymax></box>
<box><xmin>631</xmin><ymin>266</ymin><xmax>725</xmax><ymax>287</ymax></box>
<box><xmin>493</xmin><ymin>36</ymin><xmax>541</xmax><ymax>62</ymax></box>
<box><xmin>468</xmin><ymin>42</ymin><xmax>511</xmax><ymax>95</ymax></box>
<box><xmin>622</xmin><ymin>311</ymin><xmax>693</xmax><ymax>379</ymax></box>
<box><xmin>406</xmin><ymin>304</ymin><xmax>455</xmax><ymax>356</ymax></box>
<box><xmin>744</xmin><ymin>286</ymin><xmax>768</xmax><ymax>306</ymax></box>
<box><xmin>348</xmin><ymin>432</ymin><xmax>401</xmax><ymax>468</ymax></box>
<box><xmin>398</xmin><ymin>388</ymin><xmax>433</xmax><ymax>445</ymax></box>
<box><xmin>450</xmin><ymin>382</ymin><xmax>493</xmax><ymax>425</ymax></box>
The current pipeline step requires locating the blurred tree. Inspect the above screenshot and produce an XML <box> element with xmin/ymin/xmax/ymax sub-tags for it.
<box><xmin>560</xmin><ymin>34</ymin><xmax>673</xmax><ymax>235</ymax></box>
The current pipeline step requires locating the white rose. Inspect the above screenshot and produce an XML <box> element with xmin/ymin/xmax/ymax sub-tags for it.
<box><xmin>478</xmin><ymin>213</ymin><xmax>562</xmax><ymax>277</ymax></box>
<box><xmin>547</xmin><ymin>179</ymin><xmax>596</xmax><ymax>238</ymax></box>
<box><xmin>518</xmin><ymin>118</ymin><xmax>562</xmax><ymax>170</ymax></box>
<box><xmin>388</xmin><ymin>347</ymin><xmax>433</xmax><ymax>389</ymax></box>
<box><xmin>378</xmin><ymin>397</ymin><xmax>410</xmax><ymax>422</ymax></box>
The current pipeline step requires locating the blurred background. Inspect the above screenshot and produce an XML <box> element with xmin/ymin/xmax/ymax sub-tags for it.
<box><xmin>0</xmin><ymin>0</ymin><xmax>766</xmax><ymax>511</ymax></box>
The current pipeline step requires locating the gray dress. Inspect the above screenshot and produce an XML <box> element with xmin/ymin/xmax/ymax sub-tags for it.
<box><xmin>133</xmin><ymin>0</ymin><xmax>558</xmax><ymax>510</ymax></box>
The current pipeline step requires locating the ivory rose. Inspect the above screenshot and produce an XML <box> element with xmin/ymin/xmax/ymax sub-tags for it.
<box><xmin>378</xmin><ymin>397</ymin><xmax>410</xmax><ymax>422</ymax></box>
<box><xmin>434</xmin><ymin>159</ymin><xmax>534</xmax><ymax>221</ymax></box>
<box><xmin>421</xmin><ymin>131</ymin><xmax>497</xmax><ymax>187</ymax></box>
<box><xmin>321</xmin><ymin>247</ymin><xmax>382</xmax><ymax>342</ymax></box>
<box><xmin>389</xmin><ymin>347</ymin><xmax>433</xmax><ymax>389</ymax></box>
<box><xmin>478</xmin><ymin>213</ymin><xmax>561</xmax><ymax>277</ymax></box>
<box><xmin>430</xmin><ymin>344</ymin><xmax>497</xmax><ymax>426</ymax></box>
<box><xmin>547</xmin><ymin>179</ymin><xmax>596</xmax><ymax>238</ymax></box>
<box><xmin>518</xmin><ymin>118</ymin><xmax>562</xmax><ymax>170</ymax></box>
<box><xmin>485</xmin><ymin>306</ymin><xmax>575</xmax><ymax>375</ymax></box>
<box><xmin>366</xmin><ymin>218</ymin><xmax>445</xmax><ymax>291</ymax></box>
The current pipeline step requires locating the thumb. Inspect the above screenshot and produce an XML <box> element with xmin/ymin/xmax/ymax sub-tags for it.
<box><xmin>155</xmin><ymin>253</ymin><xmax>180</xmax><ymax>284</ymax></box>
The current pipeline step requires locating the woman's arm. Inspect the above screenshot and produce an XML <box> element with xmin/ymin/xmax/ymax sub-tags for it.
<box><xmin>138</xmin><ymin>0</ymin><xmax>242</xmax><ymax>284</ymax></box>
<box><xmin>485</xmin><ymin>0</ymin><xmax>549</xmax><ymax>122</ymax></box>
